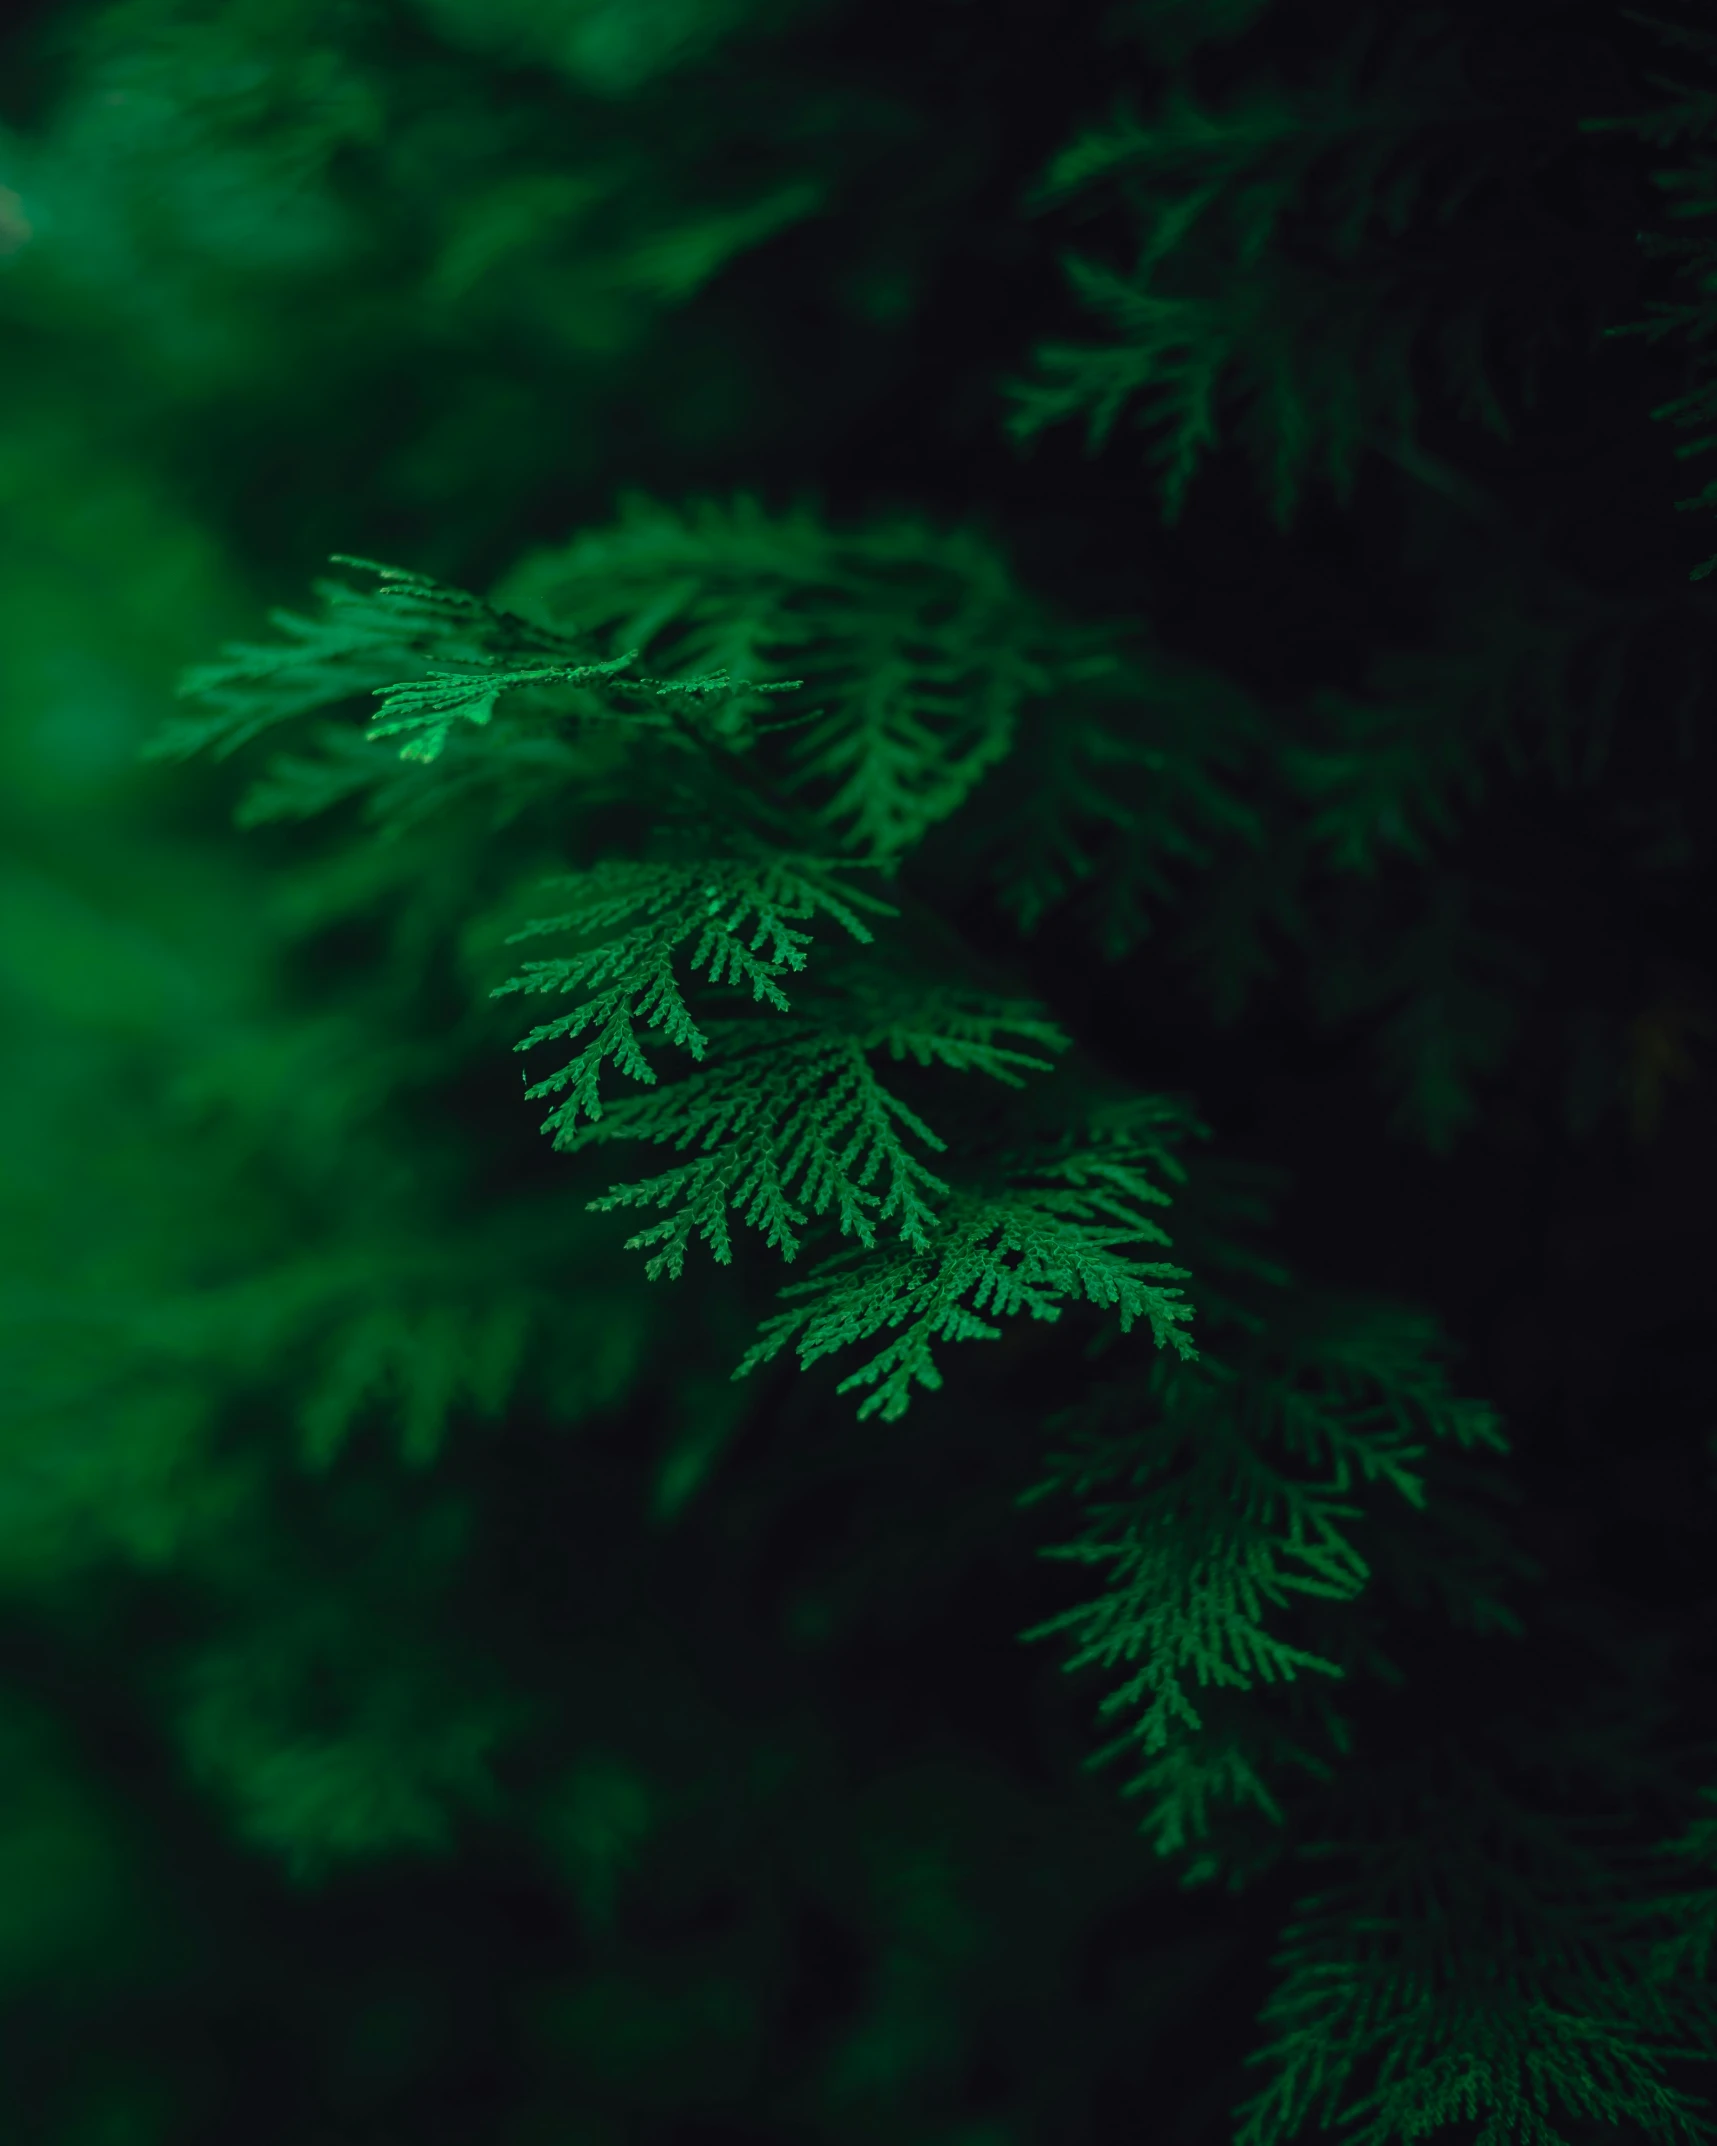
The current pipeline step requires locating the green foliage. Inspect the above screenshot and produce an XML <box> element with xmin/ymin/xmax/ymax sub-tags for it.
<box><xmin>1021</xmin><ymin>1295</ymin><xmax>1514</xmax><ymax>1867</ymax></box>
<box><xmin>6</xmin><ymin>2</ymin><xmax>1717</xmax><ymax>2143</ymax></box>
<box><xmin>1006</xmin><ymin>15</ymin><xmax>1519</xmax><ymax>526</ymax></box>
<box><xmin>492</xmin><ymin>489</ymin><xmax>1115</xmax><ymax>873</ymax></box>
<box><xmin>160</xmin><ymin>534</ymin><xmax>1206</xmax><ymax>1400</ymax></box>
<box><xmin>11</xmin><ymin>0</ymin><xmax>836</xmax><ymax>402</ymax></box>
<box><xmin>1235</xmin><ymin>1756</ymin><xmax>1717</xmax><ymax>2146</ymax></box>
<box><xmin>156</xmin><ymin>494</ymin><xmax>1128</xmax><ymax>879</ymax></box>
<box><xmin>734</xmin><ymin>1098</ymin><xmax>1197</xmax><ymax>1420</ymax></box>
<box><xmin>147</xmin><ymin>553</ymin><xmax>648</xmax><ymax>766</ymax></box>
<box><xmin>173</xmin><ymin>1590</ymin><xmax>523</xmax><ymax>1883</ymax></box>
<box><xmin>566</xmin><ymin>986</ymin><xmax>1070</xmax><ymax>1276</ymax></box>
<box><xmin>493</xmin><ymin>853</ymin><xmax>896</xmax><ymax>1122</ymax></box>
<box><xmin>1650</xmin><ymin>1786</ymin><xmax>1717</xmax><ymax>1985</ymax></box>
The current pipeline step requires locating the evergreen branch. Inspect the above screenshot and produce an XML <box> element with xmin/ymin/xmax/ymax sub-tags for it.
<box><xmin>1109</xmin><ymin>1708</ymin><xmax>1350</xmax><ymax>1874</ymax></box>
<box><xmin>1647</xmin><ymin>1788</ymin><xmax>1717</xmax><ymax>1984</ymax></box>
<box><xmin>147</xmin><ymin>554</ymin><xmax>599</xmax><ymax>762</ymax></box>
<box><xmin>1025</xmin><ymin>21</ymin><xmax>1480</xmax><ymax>242</ymax></box>
<box><xmin>851</xmin><ymin>986</ymin><xmax>1071</xmax><ymax>1090</ymax></box>
<box><xmin>153</xmin><ymin>549</ymin><xmax>814</xmax><ymax>781</ymax></box>
<box><xmin>366</xmin><ymin>650</ymin><xmax>642</xmax><ymax>765</ymax></box>
<box><xmin>489</xmin><ymin>491</ymin><xmax>1115</xmax><ymax>871</ymax></box>
<box><xmin>1008</xmin><ymin>252</ymin><xmax>1425</xmax><ymax>529</ymax></box>
<box><xmin>1236</xmin><ymin>1760</ymin><xmax>1717</xmax><ymax>2146</ymax></box>
<box><xmin>1008</xmin><ymin>20</ymin><xmax>1509</xmax><ymax>526</ymax></box>
<box><xmin>734</xmin><ymin>1114</ymin><xmax>1197</xmax><ymax>1422</ymax></box>
<box><xmin>1021</xmin><ymin>1300</ymin><xmax>1512</xmax><ymax>1858</ymax></box>
<box><xmin>562</xmin><ymin>989</ymin><xmax>1071</xmax><ymax>1277</ymax></box>
<box><xmin>492</xmin><ymin>855</ymin><xmax>897</xmax><ymax>1130</ymax></box>
<box><xmin>574</xmin><ymin>1028</ymin><xmax>954</xmax><ymax>1275</ymax></box>
<box><xmin>1025</xmin><ymin>1362</ymin><xmax>1367</xmax><ymax>1771</ymax></box>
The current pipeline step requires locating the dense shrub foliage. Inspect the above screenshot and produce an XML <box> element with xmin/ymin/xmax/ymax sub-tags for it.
<box><xmin>3</xmin><ymin>3</ymin><xmax>1717</xmax><ymax>2142</ymax></box>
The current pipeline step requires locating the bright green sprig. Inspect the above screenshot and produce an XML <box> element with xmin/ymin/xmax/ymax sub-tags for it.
<box><xmin>148</xmin><ymin>554</ymin><xmax>601</xmax><ymax>762</ymax></box>
<box><xmin>564</xmin><ymin>992</ymin><xmax>1071</xmax><ymax>1277</ymax></box>
<box><xmin>492</xmin><ymin>855</ymin><xmax>897</xmax><ymax>1130</ymax></box>
<box><xmin>734</xmin><ymin>1112</ymin><xmax>1197</xmax><ymax>1422</ymax></box>
<box><xmin>367</xmin><ymin>651</ymin><xmax>644</xmax><ymax>764</ymax></box>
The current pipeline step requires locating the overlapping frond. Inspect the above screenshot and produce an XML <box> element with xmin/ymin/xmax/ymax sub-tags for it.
<box><xmin>492</xmin><ymin>853</ymin><xmax>897</xmax><ymax>1124</ymax></box>
<box><xmin>1021</xmin><ymin>1299</ymin><xmax>1511</xmax><ymax>1861</ymax></box>
<box><xmin>734</xmin><ymin>1101</ymin><xmax>1198</xmax><ymax>1421</ymax></box>
<box><xmin>147</xmin><ymin>556</ymin><xmax>602</xmax><ymax>763</ymax></box>
<box><xmin>492</xmin><ymin>491</ymin><xmax>1123</xmax><ymax>871</ymax></box>
<box><xmin>565</xmin><ymin>991</ymin><xmax>1071</xmax><ymax>1276</ymax></box>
